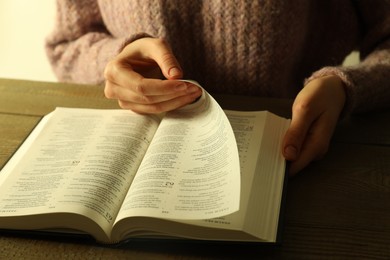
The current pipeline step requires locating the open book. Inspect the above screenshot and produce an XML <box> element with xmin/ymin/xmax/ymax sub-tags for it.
<box><xmin>0</xmin><ymin>86</ymin><xmax>290</xmax><ymax>244</ymax></box>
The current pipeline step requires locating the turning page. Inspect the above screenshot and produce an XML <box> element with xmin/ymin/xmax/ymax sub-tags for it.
<box><xmin>116</xmin><ymin>86</ymin><xmax>241</xmax><ymax>221</ymax></box>
<box><xmin>171</xmin><ymin>110</ymin><xmax>289</xmax><ymax>242</ymax></box>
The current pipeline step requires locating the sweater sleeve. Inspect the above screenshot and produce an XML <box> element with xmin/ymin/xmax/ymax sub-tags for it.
<box><xmin>45</xmin><ymin>0</ymin><xmax>145</xmax><ymax>85</ymax></box>
<box><xmin>305</xmin><ymin>0</ymin><xmax>390</xmax><ymax>115</ymax></box>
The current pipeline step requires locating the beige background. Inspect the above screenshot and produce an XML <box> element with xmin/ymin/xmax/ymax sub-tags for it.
<box><xmin>0</xmin><ymin>0</ymin><xmax>359</xmax><ymax>83</ymax></box>
<box><xmin>0</xmin><ymin>0</ymin><xmax>57</xmax><ymax>82</ymax></box>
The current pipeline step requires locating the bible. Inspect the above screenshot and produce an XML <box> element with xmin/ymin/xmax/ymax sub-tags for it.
<box><xmin>0</xmin><ymin>86</ymin><xmax>290</xmax><ymax>244</ymax></box>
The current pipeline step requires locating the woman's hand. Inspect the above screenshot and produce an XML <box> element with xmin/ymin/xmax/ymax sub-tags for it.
<box><xmin>282</xmin><ymin>75</ymin><xmax>346</xmax><ymax>175</ymax></box>
<box><xmin>104</xmin><ymin>37</ymin><xmax>202</xmax><ymax>114</ymax></box>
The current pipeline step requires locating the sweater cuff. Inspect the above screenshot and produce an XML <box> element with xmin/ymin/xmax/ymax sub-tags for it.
<box><xmin>305</xmin><ymin>67</ymin><xmax>356</xmax><ymax>118</ymax></box>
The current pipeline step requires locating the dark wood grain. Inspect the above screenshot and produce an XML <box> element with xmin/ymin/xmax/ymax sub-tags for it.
<box><xmin>0</xmin><ymin>78</ymin><xmax>119</xmax><ymax>116</ymax></box>
<box><xmin>0</xmin><ymin>114</ymin><xmax>41</xmax><ymax>168</ymax></box>
<box><xmin>281</xmin><ymin>143</ymin><xmax>390</xmax><ymax>258</ymax></box>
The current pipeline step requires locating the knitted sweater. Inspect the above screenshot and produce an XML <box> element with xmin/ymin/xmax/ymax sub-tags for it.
<box><xmin>46</xmin><ymin>0</ymin><xmax>390</xmax><ymax>115</ymax></box>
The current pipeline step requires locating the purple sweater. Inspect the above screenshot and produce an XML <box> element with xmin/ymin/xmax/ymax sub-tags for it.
<box><xmin>45</xmin><ymin>0</ymin><xmax>390</xmax><ymax>115</ymax></box>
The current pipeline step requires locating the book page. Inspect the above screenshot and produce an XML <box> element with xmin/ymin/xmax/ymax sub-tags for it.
<box><xmin>0</xmin><ymin>108</ymin><xmax>159</xmax><ymax>234</ymax></box>
<box><xmin>113</xmin><ymin>110</ymin><xmax>289</xmax><ymax>242</ymax></box>
<box><xmin>172</xmin><ymin>111</ymin><xmax>270</xmax><ymax>230</ymax></box>
<box><xmin>194</xmin><ymin>111</ymin><xmax>289</xmax><ymax>242</ymax></box>
<box><xmin>115</xmin><ymin>87</ymin><xmax>240</xmax><ymax>221</ymax></box>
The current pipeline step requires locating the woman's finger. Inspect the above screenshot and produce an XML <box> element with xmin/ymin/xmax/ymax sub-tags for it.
<box><xmin>118</xmin><ymin>90</ymin><xmax>202</xmax><ymax>114</ymax></box>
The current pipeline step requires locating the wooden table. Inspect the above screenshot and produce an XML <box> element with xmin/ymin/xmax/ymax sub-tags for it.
<box><xmin>0</xmin><ymin>78</ymin><xmax>389</xmax><ymax>259</ymax></box>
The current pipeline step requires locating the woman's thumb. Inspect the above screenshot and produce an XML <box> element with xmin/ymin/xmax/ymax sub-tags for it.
<box><xmin>153</xmin><ymin>39</ymin><xmax>183</xmax><ymax>80</ymax></box>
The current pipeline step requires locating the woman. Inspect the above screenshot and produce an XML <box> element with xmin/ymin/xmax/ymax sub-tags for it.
<box><xmin>46</xmin><ymin>0</ymin><xmax>390</xmax><ymax>175</ymax></box>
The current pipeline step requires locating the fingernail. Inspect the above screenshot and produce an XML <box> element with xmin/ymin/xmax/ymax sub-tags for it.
<box><xmin>176</xmin><ymin>84</ymin><xmax>187</xmax><ymax>91</ymax></box>
<box><xmin>168</xmin><ymin>67</ymin><xmax>181</xmax><ymax>78</ymax></box>
<box><xmin>284</xmin><ymin>145</ymin><xmax>298</xmax><ymax>160</ymax></box>
<box><xmin>188</xmin><ymin>85</ymin><xmax>200</xmax><ymax>93</ymax></box>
